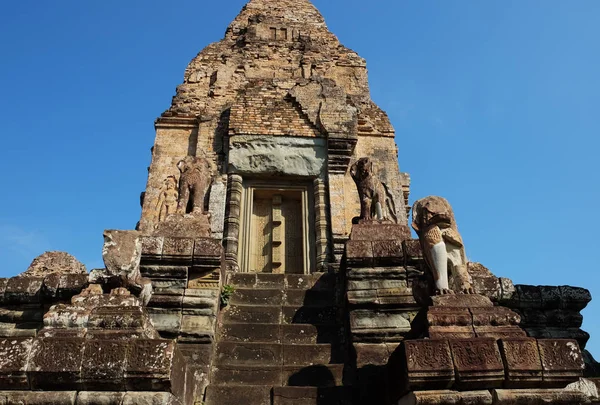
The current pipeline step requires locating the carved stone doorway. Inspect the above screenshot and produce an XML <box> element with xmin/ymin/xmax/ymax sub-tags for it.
<box><xmin>240</xmin><ymin>184</ymin><xmax>314</xmax><ymax>274</ymax></box>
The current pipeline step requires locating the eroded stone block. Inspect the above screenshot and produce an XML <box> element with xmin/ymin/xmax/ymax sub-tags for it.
<box><xmin>126</xmin><ymin>339</ymin><xmax>174</xmax><ymax>391</ymax></box>
<box><xmin>449</xmin><ymin>338</ymin><xmax>504</xmax><ymax>390</ymax></box>
<box><xmin>492</xmin><ymin>388</ymin><xmax>588</xmax><ymax>404</ymax></box>
<box><xmin>398</xmin><ymin>390</ymin><xmax>492</xmax><ymax>405</ymax></box>
<box><xmin>28</xmin><ymin>337</ymin><xmax>85</xmax><ymax>389</ymax></box>
<box><xmin>81</xmin><ymin>340</ymin><xmax>128</xmax><ymax>390</ymax></box>
<box><xmin>163</xmin><ymin>237</ymin><xmax>194</xmax><ymax>262</ymax></box>
<box><xmin>538</xmin><ymin>339</ymin><xmax>585</xmax><ymax>387</ymax></box>
<box><xmin>179</xmin><ymin>315</ymin><xmax>216</xmax><ymax>343</ymax></box>
<box><xmin>0</xmin><ymin>391</ymin><xmax>77</xmax><ymax>405</ymax></box>
<box><xmin>403</xmin><ymin>339</ymin><xmax>454</xmax><ymax>390</ymax></box>
<box><xmin>500</xmin><ymin>337</ymin><xmax>543</xmax><ymax>388</ymax></box>
<box><xmin>5</xmin><ymin>277</ymin><xmax>44</xmax><ymax>304</ymax></box>
<box><xmin>0</xmin><ymin>337</ymin><xmax>33</xmax><ymax>389</ymax></box>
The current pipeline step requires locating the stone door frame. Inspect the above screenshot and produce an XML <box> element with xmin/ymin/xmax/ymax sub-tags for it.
<box><xmin>224</xmin><ymin>174</ymin><xmax>330</xmax><ymax>274</ymax></box>
<box><xmin>238</xmin><ymin>180</ymin><xmax>315</xmax><ymax>275</ymax></box>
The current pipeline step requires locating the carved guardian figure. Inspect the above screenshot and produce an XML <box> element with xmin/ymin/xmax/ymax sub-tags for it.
<box><xmin>156</xmin><ymin>176</ymin><xmax>179</xmax><ymax>222</ymax></box>
<box><xmin>350</xmin><ymin>157</ymin><xmax>397</xmax><ymax>222</ymax></box>
<box><xmin>411</xmin><ymin>196</ymin><xmax>473</xmax><ymax>295</ymax></box>
<box><xmin>177</xmin><ymin>156</ymin><xmax>214</xmax><ymax>214</ymax></box>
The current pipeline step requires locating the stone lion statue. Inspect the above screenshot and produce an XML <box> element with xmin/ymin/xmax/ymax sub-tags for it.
<box><xmin>350</xmin><ymin>157</ymin><xmax>397</xmax><ymax>222</ymax></box>
<box><xmin>177</xmin><ymin>156</ymin><xmax>214</xmax><ymax>215</ymax></box>
<box><xmin>411</xmin><ymin>196</ymin><xmax>473</xmax><ymax>295</ymax></box>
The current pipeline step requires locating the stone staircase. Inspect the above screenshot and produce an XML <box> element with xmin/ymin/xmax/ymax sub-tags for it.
<box><xmin>205</xmin><ymin>272</ymin><xmax>349</xmax><ymax>405</ymax></box>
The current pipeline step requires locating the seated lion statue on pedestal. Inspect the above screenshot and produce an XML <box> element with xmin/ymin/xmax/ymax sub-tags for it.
<box><xmin>411</xmin><ymin>196</ymin><xmax>474</xmax><ymax>295</ymax></box>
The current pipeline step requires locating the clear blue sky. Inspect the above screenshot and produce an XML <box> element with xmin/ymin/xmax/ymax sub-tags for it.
<box><xmin>1</xmin><ymin>0</ymin><xmax>599</xmax><ymax>356</ymax></box>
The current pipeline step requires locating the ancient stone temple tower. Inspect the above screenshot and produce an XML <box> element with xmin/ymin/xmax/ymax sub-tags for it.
<box><xmin>1</xmin><ymin>1</ymin><xmax>599</xmax><ymax>404</ymax></box>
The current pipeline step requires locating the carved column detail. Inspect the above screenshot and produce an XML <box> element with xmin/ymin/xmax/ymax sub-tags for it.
<box><xmin>224</xmin><ymin>174</ymin><xmax>243</xmax><ymax>271</ymax></box>
<box><xmin>314</xmin><ymin>178</ymin><xmax>330</xmax><ymax>271</ymax></box>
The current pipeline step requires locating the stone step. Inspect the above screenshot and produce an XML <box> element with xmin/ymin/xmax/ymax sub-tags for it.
<box><xmin>230</xmin><ymin>288</ymin><xmax>336</xmax><ymax>307</ymax></box>
<box><xmin>211</xmin><ymin>364</ymin><xmax>344</xmax><ymax>386</ymax></box>
<box><xmin>215</xmin><ymin>342</ymin><xmax>338</xmax><ymax>366</ymax></box>
<box><xmin>222</xmin><ymin>304</ymin><xmax>282</xmax><ymax>324</ymax></box>
<box><xmin>273</xmin><ymin>386</ymin><xmax>352</xmax><ymax>405</ymax></box>
<box><xmin>227</xmin><ymin>273</ymin><xmax>337</xmax><ymax>291</ymax></box>
<box><xmin>219</xmin><ymin>323</ymin><xmax>339</xmax><ymax>344</ymax></box>
<box><xmin>222</xmin><ymin>305</ymin><xmax>338</xmax><ymax>325</ymax></box>
<box><xmin>282</xmin><ymin>305</ymin><xmax>337</xmax><ymax>325</ymax></box>
<box><xmin>205</xmin><ymin>385</ymin><xmax>272</xmax><ymax>405</ymax></box>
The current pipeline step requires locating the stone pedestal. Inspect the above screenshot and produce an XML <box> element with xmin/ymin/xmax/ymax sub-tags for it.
<box><xmin>345</xmin><ymin>223</ymin><xmax>418</xmax><ymax>344</ymax></box>
<box><xmin>154</xmin><ymin>212</ymin><xmax>212</xmax><ymax>238</ymax></box>
<box><xmin>427</xmin><ymin>294</ymin><xmax>527</xmax><ymax>340</ymax></box>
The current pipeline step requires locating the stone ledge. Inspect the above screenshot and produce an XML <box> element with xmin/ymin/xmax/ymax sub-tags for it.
<box><xmin>141</xmin><ymin>236</ymin><xmax>222</xmax><ymax>265</ymax></box>
<box><xmin>0</xmin><ymin>274</ymin><xmax>89</xmax><ymax>305</ymax></box>
<box><xmin>398</xmin><ymin>389</ymin><xmax>589</xmax><ymax>405</ymax></box>
<box><xmin>0</xmin><ymin>391</ymin><xmax>182</xmax><ymax>405</ymax></box>
<box><xmin>397</xmin><ymin>338</ymin><xmax>585</xmax><ymax>393</ymax></box>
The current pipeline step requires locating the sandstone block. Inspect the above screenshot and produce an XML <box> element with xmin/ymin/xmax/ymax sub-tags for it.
<box><xmin>403</xmin><ymin>339</ymin><xmax>455</xmax><ymax>390</ymax></box>
<box><xmin>0</xmin><ymin>391</ymin><xmax>77</xmax><ymax>405</ymax></box>
<box><xmin>397</xmin><ymin>390</ymin><xmax>492</xmax><ymax>405</ymax></box>
<box><xmin>350</xmin><ymin>309</ymin><xmax>411</xmax><ymax>341</ymax></box>
<box><xmin>223</xmin><ymin>305</ymin><xmax>281</xmax><ymax>324</ymax></box>
<box><xmin>5</xmin><ymin>277</ymin><xmax>44</xmax><ymax>304</ymax></box>
<box><xmin>499</xmin><ymin>337</ymin><xmax>543</xmax><ymax>388</ymax></box>
<box><xmin>402</xmin><ymin>239</ymin><xmax>423</xmax><ymax>263</ymax></box>
<box><xmin>538</xmin><ymin>339</ymin><xmax>585</xmax><ymax>387</ymax></box>
<box><xmin>431</xmin><ymin>294</ymin><xmax>494</xmax><ymax>308</ymax></box>
<box><xmin>163</xmin><ymin>237</ymin><xmax>194</xmax><ymax>262</ymax></box>
<box><xmin>142</xmin><ymin>265</ymin><xmax>188</xmax><ymax>279</ymax></box>
<box><xmin>282</xmin><ymin>305</ymin><xmax>336</xmax><ymax>325</ymax></box>
<box><xmin>126</xmin><ymin>339</ymin><xmax>174</xmax><ymax>391</ymax></box>
<box><xmin>345</xmin><ymin>240</ymin><xmax>373</xmax><ymax>264</ymax></box>
<box><xmin>81</xmin><ymin>340</ymin><xmax>128</xmax><ymax>390</ymax></box>
<box><xmin>102</xmin><ymin>230</ymin><xmax>142</xmax><ymax>275</ymax></box>
<box><xmin>282</xmin><ymin>343</ymin><xmax>333</xmax><ymax>366</ymax></box>
<box><xmin>449</xmin><ymin>338</ymin><xmax>504</xmax><ymax>390</ymax></box>
<box><xmin>212</xmin><ymin>365</ymin><xmax>282</xmax><ymax>386</ymax></box>
<box><xmin>350</xmin><ymin>223</ymin><xmax>411</xmax><ymax>241</ymax></box>
<box><xmin>0</xmin><ymin>337</ymin><xmax>33</xmax><ymax>389</ymax></box>
<box><xmin>516</xmin><ymin>285</ymin><xmax>543</xmax><ymax>309</ymax></box>
<box><xmin>147</xmin><ymin>308</ymin><xmax>182</xmax><ymax>335</ymax></box>
<box><xmin>492</xmin><ymin>388</ymin><xmax>588</xmax><ymax>404</ymax></box>
<box><xmin>281</xmin><ymin>324</ymin><xmax>336</xmax><ymax>345</ymax></box>
<box><xmin>193</xmin><ymin>238</ymin><xmax>222</xmax><ymax>259</ymax></box>
<box><xmin>205</xmin><ymin>385</ymin><xmax>271</xmax><ymax>405</ymax></box>
<box><xmin>215</xmin><ymin>342</ymin><xmax>282</xmax><ymax>366</ymax></box>
<box><xmin>179</xmin><ymin>315</ymin><xmax>216</xmax><ymax>343</ymax></box>
<box><xmin>141</xmin><ymin>236</ymin><xmax>164</xmax><ymax>259</ymax></box>
<box><xmin>558</xmin><ymin>286</ymin><xmax>592</xmax><ymax>311</ymax></box>
<box><xmin>28</xmin><ymin>337</ymin><xmax>85</xmax><ymax>390</ymax></box>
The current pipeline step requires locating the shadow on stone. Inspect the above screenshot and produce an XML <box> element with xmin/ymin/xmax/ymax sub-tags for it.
<box><xmin>288</xmin><ymin>364</ymin><xmax>335</xmax><ymax>387</ymax></box>
<box><xmin>286</xmin><ymin>365</ymin><xmax>344</xmax><ymax>405</ymax></box>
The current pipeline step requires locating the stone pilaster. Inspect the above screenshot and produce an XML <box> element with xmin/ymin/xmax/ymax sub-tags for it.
<box><xmin>224</xmin><ymin>174</ymin><xmax>243</xmax><ymax>272</ymax></box>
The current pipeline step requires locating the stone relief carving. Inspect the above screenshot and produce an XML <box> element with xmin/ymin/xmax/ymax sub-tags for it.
<box><xmin>156</xmin><ymin>176</ymin><xmax>179</xmax><ymax>222</ymax></box>
<box><xmin>411</xmin><ymin>196</ymin><xmax>474</xmax><ymax>296</ymax></box>
<box><xmin>177</xmin><ymin>156</ymin><xmax>214</xmax><ymax>215</ymax></box>
<box><xmin>350</xmin><ymin>157</ymin><xmax>397</xmax><ymax>222</ymax></box>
